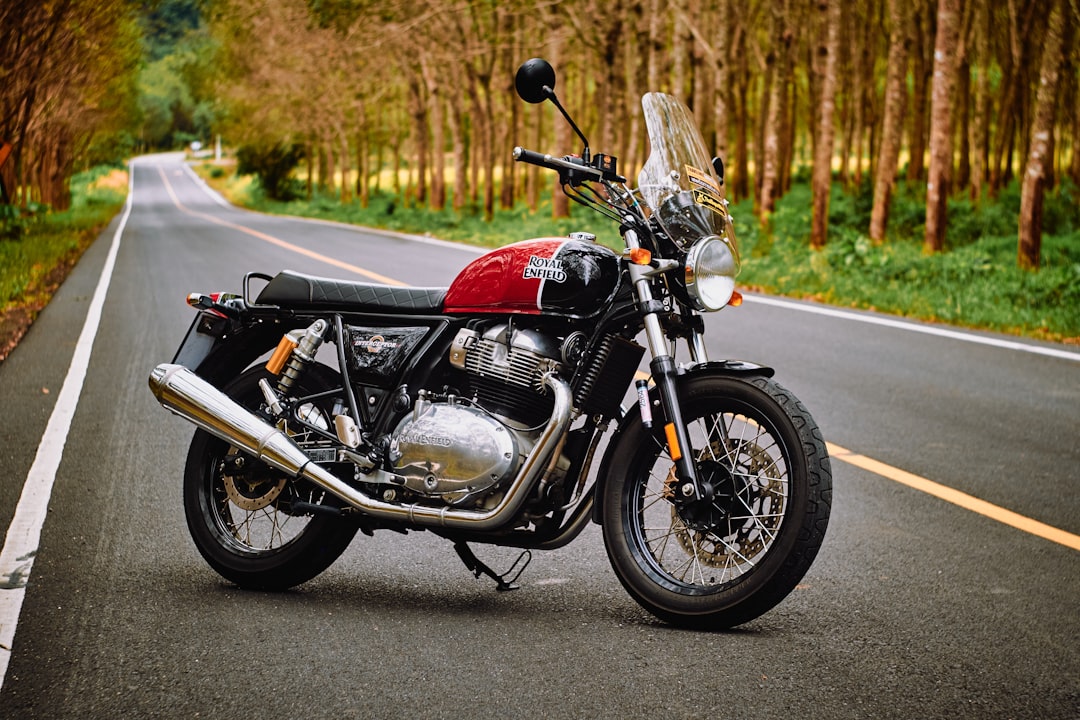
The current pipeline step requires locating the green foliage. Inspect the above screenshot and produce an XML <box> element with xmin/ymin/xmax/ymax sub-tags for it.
<box><xmin>136</xmin><ymin>1</ymin><xmax>218</xmax><ymax>150</ymax></box>
<box><xmin>202</xmin><ymin>161</ymin><xmax>1079</xmax><ymax>342</ymax></box>
<box><xmin>734</xmin><ymin>179</ymin><xmax>1080</xmax><ymax>341</ymax></box>
<box><xmin>242</xmin><ymin>184</ymin><xmax>621</xmax><ymax>249</ymax></box>
<box><xmin>236</xmin><ymin>144</ymin><xmax>306</xmax><ymax>201</ymax></box>
<box><xmin>0</xmin><ymin>167</ymin><xmax>127</xmax><ymax>307</ymax></box>
<box><xmin>140</xmin><ymin>0</ymin><xmax>202</xmax><ymax>61</ymax></box>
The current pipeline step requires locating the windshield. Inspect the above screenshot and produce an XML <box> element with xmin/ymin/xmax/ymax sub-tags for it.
<box><xmin>637</xmin><ymin>93</ymin><xmax>735</xmax><ymax>251</ymax></box>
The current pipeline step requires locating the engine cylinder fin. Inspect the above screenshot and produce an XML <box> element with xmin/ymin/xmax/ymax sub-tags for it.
<box><xmin>464</xmin><ymin>336</ymin><xmax>558</xmax><ymax>426</ymax></box>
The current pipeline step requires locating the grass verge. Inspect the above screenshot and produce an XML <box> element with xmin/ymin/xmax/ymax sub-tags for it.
<box><xmin>197</xmin><ymin>161</ymin><xmax>1079</xmax><ymax>344</ymax></box>
<box><xmin>0</xmin><ymin>166</ymin><xmax>128</xmax><ymax>362</ymax></box>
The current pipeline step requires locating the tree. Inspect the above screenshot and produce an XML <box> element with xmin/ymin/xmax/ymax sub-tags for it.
<box><xmin>1018</xmin><ymin>0</ymin><xmax>1070</xmax><ymax>269</ymax></box>
<box><xmin>810</xmin><ymin>0</ymin><xmax>840</xmax><ymax>250</ymax></box>
<box><xmin>869</xmin><ymin>0</ymin><xmax>910</xmax><ymax>242</ymax></box>
<box><xmin>187</xmin><ymin>0</ymin><xmax>1077</xmax><ymax>256</ymax></box>
<box><xmin>924</xmin><ymin>0</ymin><xmax>962</xmax><ymax>253</ymax></box>
<box><xmin>758</xmin><ymin>0</ymin><xmax>795</xmax><ymax>222</ymax></box>
<box><xmin>0</xmin><ymin>0</ymin><xmax>140</xmax><ymax>209</ymax></box>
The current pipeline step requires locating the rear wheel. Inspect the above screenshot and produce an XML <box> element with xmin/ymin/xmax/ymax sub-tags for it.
<box><xmin>183</xmin><ymin>364</ymin><xmax>358</xmax><ymax>590</ymax></box>
<box><xmin>602</xmin><ymin>373</ymin><xmax>831</xmax><ymax>629</ymax></box>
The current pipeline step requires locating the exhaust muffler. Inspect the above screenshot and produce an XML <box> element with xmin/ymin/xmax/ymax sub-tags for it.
<box><xmin>148</xmin><ymin>364</ymin><xmax>571</xmax><ymax>530</ymax></box>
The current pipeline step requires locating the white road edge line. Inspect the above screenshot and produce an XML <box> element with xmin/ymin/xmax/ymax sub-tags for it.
<box><xmin>742</xmin><ymin>294</ymin><xmax>1080</xmax><ymax>362</ymax></box>
<box><xmin>0</xmin><ymin>163</ymin><xmax>132</xmax><ymax>688</ymax></box>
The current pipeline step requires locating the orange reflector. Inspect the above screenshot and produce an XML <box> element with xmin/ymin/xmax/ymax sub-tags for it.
<box><xmin>728</xmin><ymin>290</ymin><xmax>743</xmax><ymax>307</ymax></box>
<box><xmin>664</xmin><ymin>423</ymin><xmax>682</xmax><ymax>461</ymax></box>
<box><xmin>266</xmin><ymin>335</ymin><xmax>298</xmax><ymax>375</ymax></box>
<box><xmin>629</xmin><ymin>248</ymin><xmax>652</xmax><ymax>265</ymax></box>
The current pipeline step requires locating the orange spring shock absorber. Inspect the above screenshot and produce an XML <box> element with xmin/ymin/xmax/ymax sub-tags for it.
<box><xmin>266</xmin><ymin>319</ymin><xmax>328</xmax><ymax>393</ymax></box>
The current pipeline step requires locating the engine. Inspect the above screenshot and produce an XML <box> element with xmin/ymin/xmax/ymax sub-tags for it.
<box><xmin>388</xmin><ymin>322</ymin><xmax>643</xmax><ymax>508</ymax></box>
<box><xmin>389</xmin><ymin>324</ymin><xmax>568</xmax><ymax>508</ymax></box>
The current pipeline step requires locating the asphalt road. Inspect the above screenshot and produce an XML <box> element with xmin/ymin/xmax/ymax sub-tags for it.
<box><xmin>0</xmin><ymin>153</ymin><xmax>1077</xmax><ymax>719</ymax></box>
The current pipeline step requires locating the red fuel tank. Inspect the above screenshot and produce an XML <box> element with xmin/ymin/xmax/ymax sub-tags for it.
<box><xmin>443</xmin><ymin>238</ymin><xmax>623</xmax><ymax>319</ymax></box>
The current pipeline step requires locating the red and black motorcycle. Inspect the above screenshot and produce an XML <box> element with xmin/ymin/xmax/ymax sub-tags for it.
<box><xmin>149</xmin><ymin>59</ymin><xmax>831</xmax><ymax>629</ymax></box>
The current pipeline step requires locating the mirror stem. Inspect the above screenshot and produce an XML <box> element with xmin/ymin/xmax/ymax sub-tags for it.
<box><xmin>546</xmin><ymin>88</ymin><xmax>591</xmax><ymax>163</ymax></box>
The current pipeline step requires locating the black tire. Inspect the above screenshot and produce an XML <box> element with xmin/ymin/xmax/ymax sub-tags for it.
<box><xmin>183</xmin><ymin>364</ymin><xmax>359</xmax><ymax>590</ymax></box>
<box><xmin>601</xmin><ymin>373</ymin><xmax>831</xmax><ymax>629</ymax></box>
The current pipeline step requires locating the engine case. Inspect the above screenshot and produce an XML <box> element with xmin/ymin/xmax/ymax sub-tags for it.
<box><xmin>390</xmin><ymin>401</ymin><xmax>519</xmax><ymax>506</ymax></box>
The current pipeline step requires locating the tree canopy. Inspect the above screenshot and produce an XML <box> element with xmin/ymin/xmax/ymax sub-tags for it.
<box><xmin>1</xmin><ymin>0</ymin><xmax>1076</xmax><ymax>266</ymax></box>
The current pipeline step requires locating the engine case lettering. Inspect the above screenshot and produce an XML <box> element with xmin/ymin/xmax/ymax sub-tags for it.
<box><xmin>391</xmin><ymin>402</ymin><xmax>519</xmax><ymax>506</ymax></box>
<box><xmin>397</xmin><ymin>432</ymin><xmax>452</xmax><ymax>447</ymax></box>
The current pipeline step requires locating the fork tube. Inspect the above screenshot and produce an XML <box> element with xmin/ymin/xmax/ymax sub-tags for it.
<box><xmin>624</xmin><ymin>228</ymin><xmax>703</xmax><ymax>497</ymax></box>
<box><xmin>688</xmin><ymin>329</ymin><xmax>709</xmax><ymax>364</ymax></box>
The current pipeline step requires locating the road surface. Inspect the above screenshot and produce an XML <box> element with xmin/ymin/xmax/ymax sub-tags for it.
<box><xmin>0</xmin><ymin>153</ymin><xmax>1077</xmax><ymax>719</ymax></box>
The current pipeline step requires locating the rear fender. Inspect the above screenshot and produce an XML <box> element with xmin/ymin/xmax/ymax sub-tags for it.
<box><xmin>171</xmin><ymin>310</ymin><xmax>300</xmax><ymax>387</ymax></box>
<box><xmin>591</xmin><ymin>360</ymin><xmax>774</xmax><ymax>525</ymax></box>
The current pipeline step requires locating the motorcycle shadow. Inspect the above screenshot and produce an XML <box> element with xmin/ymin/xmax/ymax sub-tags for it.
<box><xmin>189</xmin><ymin>563</ymin><xmax>786</xmax><ymax>637</ymax></box>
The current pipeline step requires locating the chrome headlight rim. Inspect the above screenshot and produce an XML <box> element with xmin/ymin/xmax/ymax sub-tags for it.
<box><xmin>684</xmin><ymin>235</ymin><xmax>740</xmax><ymax>312</ymax></box>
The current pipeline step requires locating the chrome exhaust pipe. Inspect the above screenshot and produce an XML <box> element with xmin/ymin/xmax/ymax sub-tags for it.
<box><xmin>148</xmin><ymin>363</ymin><xmax>572</xmax><ymax>530</ymax></box>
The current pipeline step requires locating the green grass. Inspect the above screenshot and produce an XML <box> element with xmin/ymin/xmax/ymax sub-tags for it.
<box><xmin>207</xmin><ymin>168</ymin><xmax>623</xmax><ymax>249</ymax></box>
<box><xmin>200</xmin><ymin>163</ymin><xmax>1080</xmax><ymax>344</ymax></box>
<box><xmin>0</xmin><ymin>166</ymin><xmax>128</xmax><ymax>311</ymax></box>
<box><xmin>733</xmin><ymin>180</ymin><xmax>1080</xmax><ymax>342</ymax></box>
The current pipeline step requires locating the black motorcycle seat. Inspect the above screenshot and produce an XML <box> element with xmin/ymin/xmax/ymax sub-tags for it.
<box><xmin>255</xmin><ymin>270</ymin><xmax>447</xmax><ymax>313</ymax></box>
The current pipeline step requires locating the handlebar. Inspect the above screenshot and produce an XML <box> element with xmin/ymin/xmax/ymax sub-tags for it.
<box><xmin>513</xmin><ymin>147</ymin><xmax>625</xmax><ymax>184</ymax></box>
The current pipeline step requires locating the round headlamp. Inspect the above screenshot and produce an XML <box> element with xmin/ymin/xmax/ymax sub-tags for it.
<box><xmin>684</xmin><ymin>235</ymin><xmax>740</xmax><ymax>311</ymax></box>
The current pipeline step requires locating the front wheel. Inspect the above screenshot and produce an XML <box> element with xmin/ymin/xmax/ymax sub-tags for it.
<box><xmin>601</xmin><ymin>373</ymin><xmax>831</xmax><ymax>629</ymax></box>
<box><xmin>183</xmin><ymin>364</ymin><xmax>359</xmax><ymax>590</ymax></box>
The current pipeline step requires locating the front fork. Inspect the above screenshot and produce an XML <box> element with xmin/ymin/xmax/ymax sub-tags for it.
<box><xmin>624</xmin><ymin>229</ymin><xmax>710</xmax><ymax>503</ymax></box>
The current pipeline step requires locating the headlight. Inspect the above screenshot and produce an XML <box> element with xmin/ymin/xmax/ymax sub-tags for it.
<box><xmin>684</xmin><ymin>235</ymin><xmax>740</xmax><ymax>311</ymax></box>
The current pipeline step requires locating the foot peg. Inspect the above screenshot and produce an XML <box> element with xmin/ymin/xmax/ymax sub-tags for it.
<box><xmin>454</xmin><ymin>542</ymin><xmax>531</xmax><ymax>592</ymax></box>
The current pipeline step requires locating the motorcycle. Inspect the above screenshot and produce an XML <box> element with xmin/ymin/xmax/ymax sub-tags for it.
<box><xmin>148</xmin><ymin>58</ymin><xmax>831</xmax><ymax>630</ymax></box>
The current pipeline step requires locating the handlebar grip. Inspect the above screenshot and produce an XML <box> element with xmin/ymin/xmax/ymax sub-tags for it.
<box><xmin>512</xmin><ymin>146</ymin><xmax>555</xmax><ymax>168</ymax></box>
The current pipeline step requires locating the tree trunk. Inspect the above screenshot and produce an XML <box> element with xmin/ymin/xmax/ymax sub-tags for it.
<box><xmin>423</xmin><ymin>63</ymin><xmax>447</xmax><ymax>211</ymax></box>
<box><xmin>990</xmin><ymin>0</ymin><xmax>1038</xmax><ymax>195</ymax></box>
<box><xmin>356</xmin><ymin>129</ymin><xmax>369</xmax><ymax>208</ymax></box>
<box><xmin>549</xmin><ymin>20</ymin><xmax>570</xmax><ymax>219</ymax></box>
<box><xmin>869</xmin><ymin>0</ymin><xmax>910</xmax><ymax>242</ymax></box>
<box><xmin>324</xmin><ymin>139</ymin><xmax>335</xmax><ymax>196</ymax></box>
<box><xmin>924</xmin><ymin>0</ymin><xmax>962</xmax><ymax>253</ymax></box>
<box><xmin>305</xmin><ymin>140</ymin><xmax>314</xmax><ymax>199</ymax></box>
<box><xmin>338</xmin><ymin>132</ymin><xmax>351</xmax><ymax>203</ymax></box>
<box><xmin>447</xmin><ymin>91</ymin><xmax>467</xmax><ymax>212</ymax></box>
<box><xmin>969</xmin><ymin>0</ymin><xmax>990</xmax><ymax>202</ymax></box>
<box><xmin>409</xmin><ymin>76</ymin><xmax>428</xmax><ymax>207</ymax></box>
<box><xmin>955</xmin><ymin>58</ymin><xmax>971</xmax><ymax>189</ymax></box>
<box><xmin>1071</xmin><ymin>74</ymin><xmax>1080</xmax><ymax>185</ymax></box>
<box><xmin>1018</xmin><ymin>0</ymin><xmax>1067</xmax><ymax>270</ymax></box>
<box><xmin>810</xmin><ymin>0</ymin><xmax>840</xmax><ymax>250</ymax></box>
<box><xmin>758</xmin><ymin>0</ymin><xmax>793</xmax><ymax>222</ymax></box>
<box><xmin>906</xmin><ymin>0</ymin><xmax>932</xmax><ymax>183</ymax></box>
<box><xmin>711</xmin><ymin>0</ymin><xmax>731</xmax><ymax>164</ymax></box>
<box><xmin>733</xmin><ymin>31</ymin><xmax>751</xmax><ymax>201</ymax></box>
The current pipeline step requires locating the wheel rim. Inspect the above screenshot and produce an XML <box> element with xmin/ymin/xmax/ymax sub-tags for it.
<box><xmin>206</xmin><ymin>400</ymin><xmax>329</xmax><ymax>556</ymax></box>
<box><xmin>630</xmin><ymin>407</ymin><xmax>790</xmax><ymax>592</ymax></box>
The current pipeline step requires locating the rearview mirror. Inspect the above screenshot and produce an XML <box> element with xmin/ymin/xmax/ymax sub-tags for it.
<box><xmin>515</xmin><ymin>58</ymin><xmax>556</xmax><ymax>104</ymax></box>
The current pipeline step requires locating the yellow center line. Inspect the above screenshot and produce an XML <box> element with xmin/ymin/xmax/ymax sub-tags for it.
<box><xmin>826</xmin><ymin>443</ymin><xmax>1080</xmax><ymax>551</ymax></box>
<box><xmin>633</xmin><ymin>372</ymin><xmax>1079</xmax><ymax>551</ymax></box>
<box><xmin>156</xmin><ymin>165</ymin><xmax>405</xmax><ymax>286</ymax></box>
<box><xmin>159</xmin><ymin>165</ymin><xmax>1079</xmax><ymax>553</ymax></box>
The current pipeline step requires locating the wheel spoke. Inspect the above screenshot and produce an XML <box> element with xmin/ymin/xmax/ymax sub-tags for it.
<box><xmin>632</xmin><ymin>405</ymin><xmax>795</xmax><ymax>589</ymax></box>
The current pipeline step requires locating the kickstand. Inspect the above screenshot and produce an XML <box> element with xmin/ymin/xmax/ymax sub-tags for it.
<box><xmin>454</xmin><ymin>542</ymin><xmax>532</xmax><ymax>592</ymax></box>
